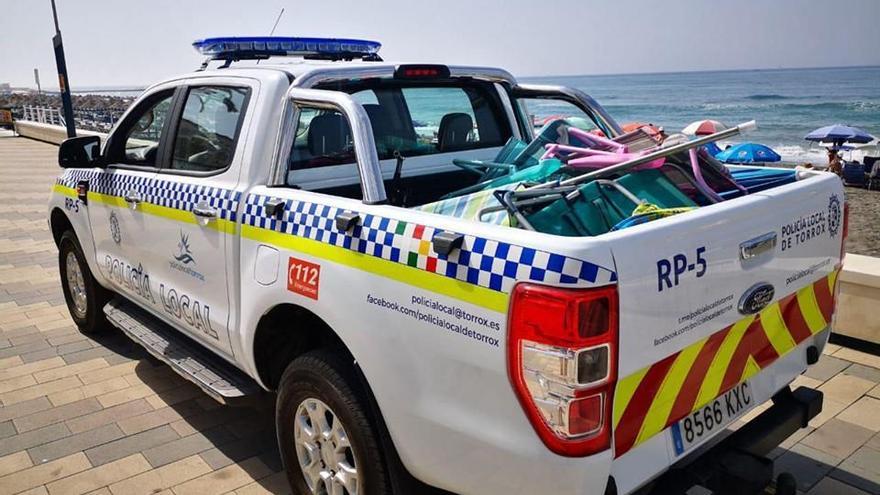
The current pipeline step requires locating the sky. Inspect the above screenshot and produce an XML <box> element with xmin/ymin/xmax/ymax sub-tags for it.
<box><xmin>2</xmin><ymin>0</ymin><xmax>880</xmax><ymax>90</ymax></box>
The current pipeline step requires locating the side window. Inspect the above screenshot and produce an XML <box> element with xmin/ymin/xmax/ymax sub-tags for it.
<box><xmin>289</xmin><ymin>106</ymin><xmax>355</xmax><ymax>170</ymax></box>
<box><xmin>401</xmin><ymin>86</ymin><xmax>507</xmax><ymax>154</ymax></box>
<box><xmin>117</xmin><ymin>92</ymin><xmax>174</xmax><ymax>167</ymax></box>
<box><xmin>517</xmin><ymin>98</ymin><xmax>600</xmax><ymax>133</ymax></box>
<box><xmin>170</xmin><ymin>86</ymin><xmax>249</xmax><ymax>173</ymax></box>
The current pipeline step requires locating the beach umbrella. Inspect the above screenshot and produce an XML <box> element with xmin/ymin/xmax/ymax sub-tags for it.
<box><xmin>715</xmin><ymin>143</ymin><xmax>782</xmax><ymax>164</ymax></box>
<box><xmin>682</xmin><ymin>120</ymin><xmax>728</xmax><ymax>136</ymax></box>
<box><xmin>804</xmin><ymin>124</ymin><xmax>875</xmax><ymax>144</ymax></box>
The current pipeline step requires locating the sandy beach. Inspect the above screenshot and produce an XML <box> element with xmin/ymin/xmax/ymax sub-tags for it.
<box><xmin>844</xmin><ymin>186</ymin><xmax>880</xmax><ymax>257</ymax></box>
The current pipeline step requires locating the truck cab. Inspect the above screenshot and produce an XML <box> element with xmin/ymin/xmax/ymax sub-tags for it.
<box><xmin>49</xmin><ymin>37</ymin><xmax>845</xmax><ymax>495</ymax></box>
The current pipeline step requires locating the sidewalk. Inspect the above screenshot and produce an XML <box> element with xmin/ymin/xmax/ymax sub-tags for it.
<box><xmin>0</xmin><ymin>134</ymin><xmax>878</xmax><ymax>494</ymax></box>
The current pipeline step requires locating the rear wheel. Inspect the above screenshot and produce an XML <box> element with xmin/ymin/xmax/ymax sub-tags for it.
<box><xmin>277</xmin><ymin>350</ymin><xmax>390</xmax><ymax>495</ymax></box>
<box><xmin>58</xmin><ymin>230</ymin><xmax>111</xmax><ymax>333</ymax></box>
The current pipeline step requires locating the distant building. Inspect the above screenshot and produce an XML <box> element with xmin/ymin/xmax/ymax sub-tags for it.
<box><xmin>0</xmin><ymin>83</ymin><xmax>11</xmax><ymax>94</ymax></box>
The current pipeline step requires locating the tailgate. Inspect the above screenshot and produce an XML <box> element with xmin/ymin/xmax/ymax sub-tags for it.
<box><xmin>604</xmin><ymin>172</ymin><xmax>844</xmax><ymax>460</ymax></box>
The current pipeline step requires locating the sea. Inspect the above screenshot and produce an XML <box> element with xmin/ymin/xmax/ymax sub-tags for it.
<box><xmin>73</xmin><ymin>66</ymin><xmax>879</xmax><ymax>163</ymax></box>
<box><xmin>524</xmin><ymin>66</ymin><xmax>880</xmax><ymax>164</ymax></box>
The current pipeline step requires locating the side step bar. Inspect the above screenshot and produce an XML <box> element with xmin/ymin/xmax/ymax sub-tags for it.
<box><xmin>104</xmin><ymin>299</ymin><xmax>262</xmax><ymax>405</ymax></box>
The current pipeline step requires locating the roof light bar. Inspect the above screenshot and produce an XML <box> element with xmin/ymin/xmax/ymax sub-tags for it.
<box><xmin>192</xmin><ymin>36</ymin><xmax>382</xmax><ymax>62</ymax></box>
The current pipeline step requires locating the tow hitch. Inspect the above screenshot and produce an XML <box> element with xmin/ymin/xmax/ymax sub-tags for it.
<box><xmin>640</xmin><ymin>386</ymin><xmax>822</xmax><ymax>495</ymax></box>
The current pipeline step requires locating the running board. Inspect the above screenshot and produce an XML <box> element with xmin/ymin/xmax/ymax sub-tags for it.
<box><xmin>104</xmin><ymin>299</ymin><xmax>262</xmax><ymax>405</ymax></box>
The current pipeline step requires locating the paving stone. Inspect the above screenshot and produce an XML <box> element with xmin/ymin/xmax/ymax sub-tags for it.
<box><xmin>142</xmin><ymin>426</ymin><xmax>238</xmax><ymax>468</ymax></box>
<box><xmin>0</xmin><ymin>396</ymin><xmax>53</xmax><ymax>422</ymax></box>
<box><xmin>809</xmin><ymin>397</ymin><xmax>849</xmax><ymax>428</ymax></box>
<box><xmin>107</xmin><ymin>455</ymin><xmax>212</xmax><ymax>495</ymax></box>
<box><xmin>835</xmin><ymin>348</ymin><xmax>880</xmax><ymax>370</ymax></box>
<box><xmin>65</xmin><ymin>398</ymin><xmax>153</xmax><ymax>434</ymax></box>
<box><xmin>0</xmin><ymin>422</ymin><xmax>70</xmax><ymax>457</ymax></box>
<box><xmin>45</xmin><ymin>453</ymin><xmax>151</xmax><ymax>495</ymax></box>
<box><xmin>198</xmin><ymin>429</ymin><xmax>275</xmax><ymax>470</ymax></box>
<box><xmin>805</xmin><ymin>355</ymin><xmax>852</xmax><ymax>382</ymax></box>
<box><xmin>0</xmin><ymin>452</ymin><xmax>91</xmax><ymax>494</ymax></box>
<box><xmin>837</xmin><ymin>396</ymin><xmax>880</xmax><ymax>432</ymax></box>
<box><xmin>84</xmin><ymin>425</ymin><xmax>180</xmax><ymax>466</ymax></box>
<box><xmin>843</xmin><ymin>363</ymin><xmax>880</xmax><ymax>384</ymax></box>
<box><xmin>817</xmin><ymin>374</ymin><xmax>875</xmax><ymax>406</ymax></box>
<box><xmin>773</xmin><ymin>443</ymin><xmax>841</xmax><ymax>492</ymax></box>
<box><xmin>233</xmin><ymin>471</ymin><xmax>292</xmax><ymax>495</ymax></box>
<box><xmin>830</xmin><ymin>446</ymin><xmax>880</xmax><ymax>494</ymax></box>
<box><xmin>13</xmin><ymin>398</ymin><xmax>103</xmax><ymax>433</ymax></box>
<box><xmin>33</xmin><ymin>358</ymin><xmax>108</xmax><ymax>384</ymax></box>
<box><xmin>116</xmin><ymin>399</ymin><xmax>203</xmax><ymax>436</ymax></box>
<box><xmin>0</xmin><ymin>420</ymin><xmax>16</xmax><ymax>439</ymax></box>
<box><xmin>171</xmin><ymin>456</ymin><xmax>273</xmax><ymax>495</ymax></box>
<box><xmin>805</xmin><ymin>476</ymin><xmax>871</xmax><ymax>495</ymax></box>
<box><xmin>20</xmin><ymin>347</ymin><xmax>61</xmax><ymax>364</ymax></box>
<box><xmin>28</xmin><ymin>423</ymin><xmax>123</xmax><ymax>463</ymax></box>
<box><xmin>802</xmin><ymin>418</ymin><xmax>874</xmax><ymax>459</ymax></box>
<box><xmin>0</xmin><ymin>450</ymin><xmax>32</xmax><ymax>477</ymax></box>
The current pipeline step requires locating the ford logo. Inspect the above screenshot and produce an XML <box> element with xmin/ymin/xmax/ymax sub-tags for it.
<box><xmin>738</xmin><ymin>282</ymin><xmax>775</xmax><ymax>315</ymax></box>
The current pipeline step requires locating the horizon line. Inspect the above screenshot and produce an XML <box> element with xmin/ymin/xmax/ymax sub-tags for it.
<box><xmin>520</xmin><ymin>63</ymin><xmax>880</xmax><ymax>80</ymax></box>
<box><xmin>4</xmin><ymin>63</ymin><xmax>878</xmax><ymax>92</ymax></box>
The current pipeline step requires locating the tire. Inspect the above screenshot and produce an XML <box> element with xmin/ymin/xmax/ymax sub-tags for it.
<box><xmin>58</xmin><ymin>230</ymin><xmax>111</xmax><ymax>333</ymax></box>
<box><xmin>277</xmin><ymin>350</ymin><xmax>390</xmax><ymax>495</ymax></box>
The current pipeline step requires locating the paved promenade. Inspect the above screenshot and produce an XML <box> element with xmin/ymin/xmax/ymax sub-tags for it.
<box><xmin>0</xmin><ymin>133</ymin><xmax>878</xmax><ymax>494</ymax></box>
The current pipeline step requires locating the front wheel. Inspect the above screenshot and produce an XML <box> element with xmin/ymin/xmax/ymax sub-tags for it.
<box><xmin>58</xmin><ymin>230</ymin><xmax>111</xmax><ymax>333</ymax></box>
<box><xmin>277</xmin><ymin>350</ymin><xmax>390</xmax><ymax>495</ymax></box>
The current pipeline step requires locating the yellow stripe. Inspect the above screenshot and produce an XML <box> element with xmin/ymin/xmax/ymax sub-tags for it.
<box><xmin>613</xmin><ymin>367</ymin><xmax>649</xmax><ymax>428</ymax></box>
<box><xmin>740</xmin><ymin>354</ymin><xmax>761</xmax><ymax>382</ymax></box>
<box><xmin>829</xmin><ymin>269</ymin><xmax>839</xmax><ymax>294</ymax></box>
<box><xmin>85</xmin><ymin>191</ymin><xmax>237</xmax><ymax>235</ymax></box>
<box><xmin>796</xmin><ymin>285</ymin><xmax>826</xmax><ymax>334</ymax></box>
<box><xmin>56</xmin><ymin>187</ymin><xmax>507</xmax><ymax>312</ymax></box>
<box><xmin>695</xmin><ymin>316</ymin><xmax>753</xmax><ymax>408</ymax></box>
<box><xmin>759</xmin><ymin>302</ymin><xmax>796</xmax><ymax>356</ymax></box>
<box><xmin>242</xmin><ymin>224</ymin><xmax>510</xmax><ymax>313</ymax></box>
<box><xmin>53</xmin><ymin>184</ymin><xmax>78</xmax><ymax>198</ymax></box>
<box><xmin>635</xmin><ymin>339</ymin><xmax>705</xmax><ymax>445</ymax></box>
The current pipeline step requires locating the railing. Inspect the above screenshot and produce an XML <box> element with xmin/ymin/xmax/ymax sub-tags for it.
<box><xmin>19</xmin><ymin>106</ymin><xmax>66</xmax><ymax>126</ymax></box>
<box><xmin>15</xmin><ymin>105</ymin><xmax>124</xmax><ymax>133</ymax></box>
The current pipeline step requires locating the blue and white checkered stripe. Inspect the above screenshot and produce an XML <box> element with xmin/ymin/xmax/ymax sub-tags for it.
<box><xmin>243</xmin><ymin>193</ymin><xmax>617</xmax><ymax>293</ymax></box>
<box><xmin>56</xmin><ymin>170</ymin><xmax>242</xmax><ymax>222</ymax></box>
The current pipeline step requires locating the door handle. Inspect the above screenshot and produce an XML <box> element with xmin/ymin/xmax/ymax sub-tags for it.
<box><xmin>335</xmin><ymin>211</ymin><xmax>360</xmax><ymax>232</ymax></box>
<box><xmin>740</xmin><ymin>232</ymin><xmax>777</xmax><ymax>261</ymax></box>
<box><xmin>192</xmin><ymin>204</ymin><xmax>217</xmax><ymax>219</ymax></box>
<box><xmin>123</xmin><ymin>191</ymin><xmax>142</xmax><ymax>204</ymax></box>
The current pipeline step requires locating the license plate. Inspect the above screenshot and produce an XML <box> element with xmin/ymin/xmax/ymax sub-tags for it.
<box><xmin>671</xmin><ymin>382</ymin><xmax>753</xmax><ymax>456</ymax></box>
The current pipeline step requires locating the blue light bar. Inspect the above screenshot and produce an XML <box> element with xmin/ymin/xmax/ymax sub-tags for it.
<box><xmin>192</xmin><ymin>36</ymin><xmax>382</xmax><ymax>61</ymax></box>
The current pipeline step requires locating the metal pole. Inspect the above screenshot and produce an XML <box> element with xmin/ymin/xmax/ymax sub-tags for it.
<box><xmin>50</xmin><ymin>0</ymin><xmax>76</xmax><ymax>138</ymax></box>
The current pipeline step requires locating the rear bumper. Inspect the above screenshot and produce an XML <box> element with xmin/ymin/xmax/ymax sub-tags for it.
<box><xmin>633</xmin><ymin>386</ymin><xmax>823</xmax><ymax>495</ymax></box>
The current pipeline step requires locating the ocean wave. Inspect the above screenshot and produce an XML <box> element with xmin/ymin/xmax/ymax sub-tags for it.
<box><xmin>771</xmin><ymin>145</ymin><xmax>830</xmax><ymax>163</ymax></box>
<box><xmin>745</xmin><ymin>94</ymin><xmax>791</xmax><ymax>100</ymax></box>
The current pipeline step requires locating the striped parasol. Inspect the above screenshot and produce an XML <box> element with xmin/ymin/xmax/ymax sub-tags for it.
<box><xmin>682</xmin><ymin>120</ymin><xmax>729</xmax><ymax>136</ymax></box>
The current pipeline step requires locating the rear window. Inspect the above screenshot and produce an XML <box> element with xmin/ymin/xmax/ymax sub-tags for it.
<box><xmin>288</xmin><ymin>82</ymin><xmax>511</xmax><ymax>171</ymax></box>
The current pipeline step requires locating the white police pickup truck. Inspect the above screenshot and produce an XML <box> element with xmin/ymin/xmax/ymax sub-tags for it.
<box><xmin>49</xmin><ymin>37</ymin><xmax>846</xmax><ymax>495</ymax></box>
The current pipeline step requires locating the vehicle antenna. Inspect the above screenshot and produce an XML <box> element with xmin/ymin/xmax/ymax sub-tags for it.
<box><xmin>256</xmin><ymin>8</ymin><xmax>285</xmax><ymax>65</ymax></box>
<box><xmin>269</xmin><ymin>8</ymin><xmax>285</xmax><ymax>36</ymax></box>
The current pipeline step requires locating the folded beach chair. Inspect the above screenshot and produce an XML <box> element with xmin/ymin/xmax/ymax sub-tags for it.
<box><xmin>842</xmin><ymin>161</ymin><xmax>867</xmax><ymax>187</ymax></box>
<box><xmin>521</xmin><ymin>169</ymin><xmax>698</xmax><ymax>236</ymax></box>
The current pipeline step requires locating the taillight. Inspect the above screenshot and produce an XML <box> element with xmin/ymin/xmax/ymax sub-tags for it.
<box><xmin>508</xmin><ymin>283</ymin><xmax>618</xmax><ymax>457</ymax></box>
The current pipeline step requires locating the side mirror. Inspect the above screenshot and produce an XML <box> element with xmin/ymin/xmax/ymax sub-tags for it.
<box><xmin>59</xmin><ymin>135</ymin><xmax>102</xmax><ymax>168</ymax></box>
